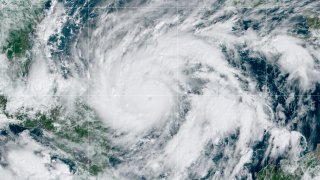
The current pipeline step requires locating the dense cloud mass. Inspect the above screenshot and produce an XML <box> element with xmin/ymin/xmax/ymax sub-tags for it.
<box><xmin>0</xmin><ymin>0</ymin><xmax>320</xmax><ymax>179</ymax></box>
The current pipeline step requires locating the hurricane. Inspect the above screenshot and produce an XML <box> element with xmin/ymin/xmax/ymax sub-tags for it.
<box><xmin>0</xmin><ymin>0</ymin><xmax>320</xmax><ymax>179</ymax></box>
